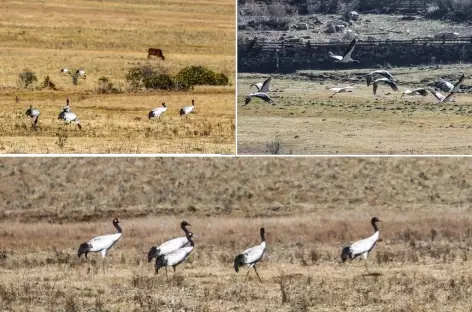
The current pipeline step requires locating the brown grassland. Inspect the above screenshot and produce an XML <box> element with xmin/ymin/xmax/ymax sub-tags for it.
<box><xmin>1</xmin><ymin>158</ymin><xmax>472</xmax><ymax>311</ymax></box>
<box><xmin>0</xmin><ymin>0</ymin><xmax>235</xmax><ymax>154</ymax></box>
<box><xmin>238</xmin><ymin>65</ymin><xmax>472</xmax><ymax>155</ymax></box>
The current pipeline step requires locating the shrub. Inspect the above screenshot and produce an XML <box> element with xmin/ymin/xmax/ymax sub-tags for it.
<box><xmin>126</xmin><ymin>65</ymin><xmax>174</xmax><ymax>91</ymax></box>
<box><xmin>18</xmin><ymin>69</ymin><xmax>37</xmax><ymax>89</ymax></box>
<box><xmin>174</xmin><ymin>66</ymin><xmax>229</xmax><ymax>87</ymax></box>
<box><xmin>143</xmin><ymin>73</ymin><xmax>174</xmax><ymax>90</ymax></box>
<box><xmin>96</xmin><ymin>76</ymin><xmax>119</xmax><ymax>94</ymax></box>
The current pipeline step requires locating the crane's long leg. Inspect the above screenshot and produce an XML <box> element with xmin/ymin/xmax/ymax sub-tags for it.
<box><xmin>253</xmin><ymin>265</ymin><xmax>263</xmax><ymax>283</ymax></box>
<box><xmin>244</xmin><ymin>268</ymin><xmax>251</xmax><ymax>282</ymax></box>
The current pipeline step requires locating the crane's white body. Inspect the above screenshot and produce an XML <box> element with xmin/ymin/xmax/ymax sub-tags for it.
<box><xmin>78</xmin><ymin>219</ymin><xmax>122</xmax><ymax>259</ymax></box>
<box><xmin>366</xmin><ymin>70</ymin><xmax>395</xmax><ymax>86</ymax></box>
<box><xmin>238</xmin><ymin>241</ymin><xmax>266</xmax><ymax>268</ymax></box>
<box><xmin>86</xmin><ymin>233</ymin><xmax>122</xmax><ymax>257</ymax></box>
<box><xmin>245</xmin><ymin>92</ymin><xmax>274</xmax><ymax>105</ymax></box>
<box><xmin>181</xmin><ymin>105</ymin><xmax>194</xmax><ymax>115</ymax></box>
<box><xmin>59</xmin><ymin>111</ymin><xmax>79</xmax><ymax>123</ymax></box>
<box><xmin>149</xmin><ymin>105</ymin><xmax>167</xmax><ymax>119</ymax></box>
<box><xmin>158</xmin><ymin>245</ymin><xmax>194</xmax><ymax>267</ymax></box>
<box><xmin>346</xmin><ymin>231</ymin><xmax>379</xmax><ymax>260</ymax></box>
<box><xmin>60</xmin><ymin>68</ymin><xmax>69</xmax><ymax>74</ymax></box>
<box><xmin>153</xmin><ymin>236</ymin><xmax>189</xmax><ymax>257</ymax></box>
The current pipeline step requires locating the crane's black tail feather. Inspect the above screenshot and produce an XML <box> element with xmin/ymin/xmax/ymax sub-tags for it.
<box><xmin>341</xmin><ymin>246</ymin><xmax>352</xmax><ymax>262</ymax></box>
<box><xmin>234</xmin><ymin>254</ymin><xmax>245</xmax><ymax>273</ymax></box>
<box><xmin>155</xmin><ymin>254</ymin><xmax>167</xmax><ymax>270</ymax></box>
<box><xmin>78</xmin><ymin>243</ymin><xmax>92</xmax><ymax>258</ymax></box>
<box><xmin>179</xmin><ymin>108</ymin><xmax>185</xmax><ymax>116</ymax></box>
<box><xmin>148</xmin><ymin>247</ymin><xmax>159</xmax><ymax>263</ymax></box>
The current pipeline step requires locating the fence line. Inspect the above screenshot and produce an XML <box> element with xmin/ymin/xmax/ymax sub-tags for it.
<box><xmin>240</xmin><ymin>36</ymin><xmax>472</xmax><ymax>52</ymax></box>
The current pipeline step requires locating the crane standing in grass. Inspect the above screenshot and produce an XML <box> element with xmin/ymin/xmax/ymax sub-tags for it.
<box><xmin>234</xmin><ymin>227</ymin><xmax>266</xmax><ymax>283</ymax></box>
<box><xmin>25</xmin><ymin>105</ymin><xmax>40</xmax><ymax>129</ymax></box>
<box><xmin>154</xmin><ymin>230</ymin><xmax>195</xmax><ymax>278</ymax></box>
<box><xmin>78</xmin><ymin>218</ymin><xmax>122</xmax><ymax>260</ymax></box>
<box><xmin>180</xmin><ymin>99</ymin><xmax>195</xmax><ymax>119</ymax></box>
<box><xmin>147</xmin><ymin>221</ymin><xmax>193</xmax><ymax>263</ymax></box>
<box><xmin>148</xmin><ymin>102</ymin><xmax>168</xmax><ymax>120</ymax></box>
<box><xmin>341</xmin><ymin>217</ymin><xmax>381</xmax><ymax>272</ymax></box>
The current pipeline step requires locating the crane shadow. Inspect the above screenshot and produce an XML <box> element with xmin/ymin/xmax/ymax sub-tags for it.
<box><xmin>361</xmin><ymin>272</ymin><xmax>383</xmax><ymax>277</ymax></box>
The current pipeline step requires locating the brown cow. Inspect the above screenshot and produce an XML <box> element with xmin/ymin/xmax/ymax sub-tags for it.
<box><xmin>148</xmin><ymin>48</ymin><xmax>165</xmax><ymax>60</ymax></box>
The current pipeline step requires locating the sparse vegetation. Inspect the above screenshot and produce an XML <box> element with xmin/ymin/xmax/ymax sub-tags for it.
<box><xmin>18</xmin><ymin>69</ymin><xmax>37</xmax><ymax>89</ymax></box>
<box><xmin>96</xmin><ymin>76</ymin><xmax>119</xmax><ymax>94</ymax></box>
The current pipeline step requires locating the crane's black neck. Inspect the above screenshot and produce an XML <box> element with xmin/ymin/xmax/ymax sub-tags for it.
<box><xmin>114</xmin><ymin>222</ymin><xmax>122</xmax><ymax>233</ymax></box>
<box><xmin>187</xmin><ymin>235</ymin><xmax>194</xmax><ymax>247</ymax></box>
<box><xmin>181</xmin><ymin>223</ymin><xmax>190</xmax><ymax>235</ymax></box>
<box><xmin>371</xmin><ymin>220</ymin><xmax>379</xmax><ymax>232</ymax></box>
<box><xmin>260</xmin><ymin>228</ymin><xmax>265</xmax><ymax>242</ymax></box>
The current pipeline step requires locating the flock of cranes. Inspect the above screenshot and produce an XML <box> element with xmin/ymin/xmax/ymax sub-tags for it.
<box><xmin>77</xmin><ymin>217</ymin><xmax>382</xmax><ymax>282</ymax></box>
<box><xmin>25</xmin><ymin>97</ymin><xmax>196</xmax><ymax>129</ymax></box>
<box><xmin>245</xmin><ymin>70</ymin><xmax>467</xmax><ymax>104</ymax></box>
<box><xmin>243</xmin><ymin>38</ymin><xmax>468</xmax><ymax>105</ymax></box>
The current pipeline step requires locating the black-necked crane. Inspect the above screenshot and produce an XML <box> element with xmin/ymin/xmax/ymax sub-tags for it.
<box><xmin>25</xmin><ymin>105</ymin><xmax>40</xmax><ymax>128</ymax></box>
<box><xmin>372</xmin><ymin>78</ymin><xmax>398</xmax><ymax>95</ymax></box>
<box><xmin>148</xmin><ymin>102</ymin><xmax>167</xmax><ymax>120</ymax></box>
<box><xmin>76</xmin><ymin>69</ymin><xmax>86</xmax><ymax>79</ymax></box>
<box><xmin>400</xmin><ymin>88</ymin><xmax>428</xmax><ymax>98</ymax></box>
<box><xmin>58</xmin><ymin>98</ymin><xmax>81</xmax><ymax>130</ymax></box>
<box><xmin>428</xmin><ymin>87</ymin><xmax>454</xmax><ymax>103</ymax></box>
<box><xmin>147</xmin><ymin>221</ymin><xmax>193</xmax><ymax>263</ymax></box>
<box><xmin>366</xmin><ymin>70</ymin><xmax>395</xmax><ymax>86</ymax></box>
<box><xmin>328</xmin><ymin>86</ymin><xmax>354</xmax><ymax>97</ymax></box>
<box><xmin>341</xmin><ymin>217</ymin><xmax>381</xmax><ymax>272</ymax></box>
<box><xmin>250</xmin><ymin>76</ymin><xmax>272</xmax><ymax>93</ymax></box>
<box><xmin>154</xmin><ymin>230</ymin><xmax>195</xmax><ymax>277</ymax></box>
<box><xmin>60</xmin><ymin>68</ymin><xmax>70</xmax><ymax>74</ymax></box>
<box><xmin>328</xmin><ymin>38</ymin><xmax>359</xmax><ymax>63</ymax></box>
<box><xmin>244</xmin><ymin>92</ymin><xmax>274</xmax><ymax>105</ymax></box>
<box><xmin>234</xmin><ymin>227</ymin><xmax>266</xmax><ymax>283</ymax></box>
<box><xmin>78</xmin><ymin>218</ymin><xmax>122</xmax><ymax>259</ymax></box>
<box><xmin>180</xmin><ymin>99</ymin><xmax>195</xmax><ymax>119</ymax></box>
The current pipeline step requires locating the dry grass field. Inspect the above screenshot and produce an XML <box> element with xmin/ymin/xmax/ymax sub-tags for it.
<box><xmin>2</xmin><ymin>158</ymin><xmax>472</xmax><ymax>311</ymax></box>
<box><xmin>238</xmin><ymin>64</ymin><xmax>472</xmax><ymax>155</ymax></box>
<box><xmin>0</xmin><ymin>0</ymin><xmax>235</xmax><ymax>154</ymax></box>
